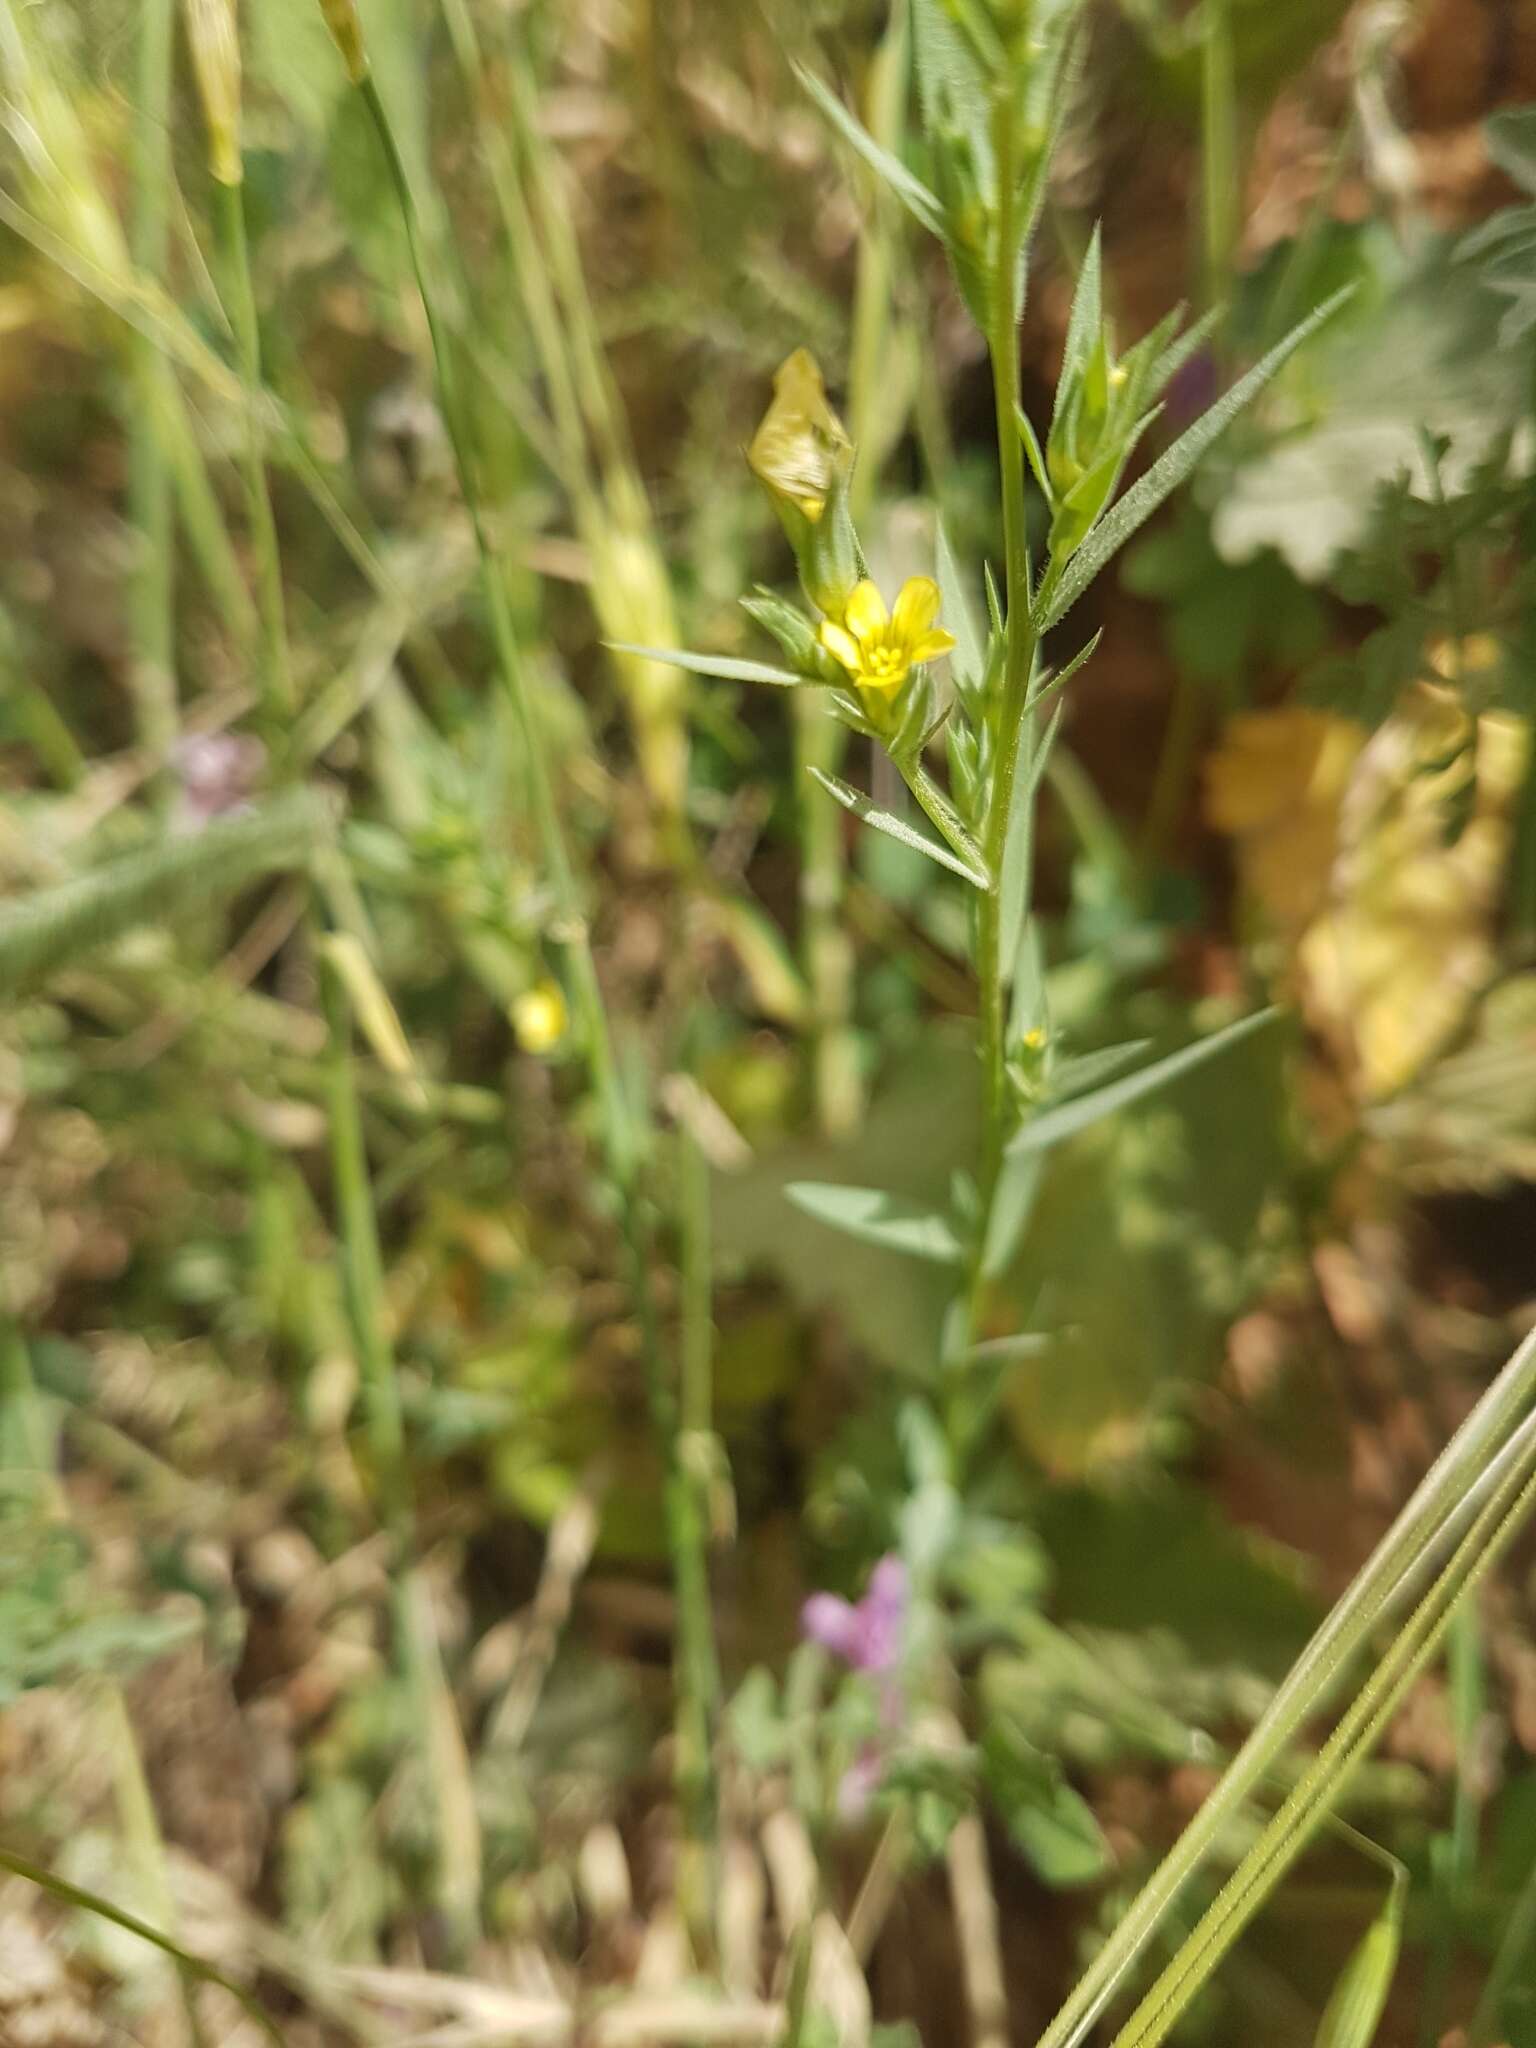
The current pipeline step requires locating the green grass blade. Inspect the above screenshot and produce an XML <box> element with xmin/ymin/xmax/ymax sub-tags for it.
<box><xmin>0</xmin><ymin>1844</ymin><xmax>285</xmax><ymax>2045</ymax></box>
<box><xmin>1033</xmin><ymin>1329</ymin><xmax>1536</xmax><ymax>2048</ymax></box>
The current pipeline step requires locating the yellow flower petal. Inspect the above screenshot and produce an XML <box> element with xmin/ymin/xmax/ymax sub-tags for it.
<box><xmin>818</xmin><ymin>620</ymin><xmax>862</xmax><ymax>673</ymax></box>
<box><xmin>842</xmin><ymin>579</ymin><xmax>889</xmax><ymax>645</ymax></box>
<box><xmin>892</xmin><ymin>576</ymin><xmax>941</xmax><ymax>642</ymax></box>
<box><xmin>910</xmin><ymin>627</ymin><xmax>956</xmax><ymax>666</ymax></box>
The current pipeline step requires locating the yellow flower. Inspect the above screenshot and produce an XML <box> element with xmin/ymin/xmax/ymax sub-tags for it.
<box><xmin>512</xmin><ymin>979</ymin><xmax>568</xmax><ymax>1056</ymax></box>
<box><xmin>817</xmin><ymin>577</ymin><xmax>955</xmax><ymax>696</ymax></box>
<box><xmin>746</xmin><ymin>348</ymin><xmax>850</xmax><ymax>524</ymax></box>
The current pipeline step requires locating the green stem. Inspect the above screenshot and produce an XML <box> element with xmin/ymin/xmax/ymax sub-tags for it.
<box><xmin>127</xmin><ymin>0</ymin><xmax>177</xmax><ymax>787</ymax></box>
<box><xmin>320</xmin><ymin>949</ymin><xmax>482</xmax><ymax>1956</ymax></box>
<box><xmin>213</xmin><ymin>176</ymin><xmax>292</xmax><ymax>726</ymax></box>
<box><xmin>972</xmin><ymin>84</ymin><xmax>1036</xmax><ymax>1298</ymax></box>
<box><xmin>353</xmin><ymin>62</ymin><xmax>720</xmax><ymax>1889</ymax></box>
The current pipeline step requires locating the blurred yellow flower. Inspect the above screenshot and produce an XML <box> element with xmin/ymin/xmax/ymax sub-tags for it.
<box><xmin>817</xmin><ymin>577</ymin><xmax>955</xmax><ymax>696</ymax></box>
<box><xmin>746</xmin><ymin>348</ymin><xmax>850</xmax><ymax>524</ymax></box>
<box><xmin>513</xmin><ymin>980</ymin><xmax>568</xmax><ymax>1056</ymax></box>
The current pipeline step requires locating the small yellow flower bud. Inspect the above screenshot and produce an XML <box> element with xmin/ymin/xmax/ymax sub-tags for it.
<box><xmin>512</xmin><ymin>979</ymin><xmax>568</xmax><ymax>1056</ymax></box>
<box><xmin>183</xmin><ymin>0</ymin><xmax>242</xmax><ymax>186</ymax></box>
<box><xmin>317</xmin><ymin>0</ymin><xmax>369</xmax><ymax>82</ymax></box>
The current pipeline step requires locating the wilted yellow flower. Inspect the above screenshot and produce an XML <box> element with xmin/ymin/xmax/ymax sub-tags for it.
<box><xmin>817</xmin><ymin>578</ymin><xmax>955</xmax><ymax>696</ymax></box>
<box><xmin>512</xmin><ymin>980</ymin><xmax>568</xmax><ymax>1056</ymax></box>
<box><xmin>746</xmin><ymin>348</ymin><xmax>850</xmax><ymax>524</ymax></box>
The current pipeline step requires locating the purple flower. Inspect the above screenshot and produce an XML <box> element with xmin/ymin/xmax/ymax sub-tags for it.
<box><xmin>801</xmin><ymin>1554</ymin><xmax>908</xmax><ymax>1676</ymax></box>
<box><xmin>172</xmin><ymin>732</ymin><xmax>266</xmax><ymax>833</ymax></box>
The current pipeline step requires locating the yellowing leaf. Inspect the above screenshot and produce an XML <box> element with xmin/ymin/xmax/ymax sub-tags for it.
<box><xmin>1205</xmin><ymin>708</ymin><xmax>1364</xmax><ymax>933</ymax></box>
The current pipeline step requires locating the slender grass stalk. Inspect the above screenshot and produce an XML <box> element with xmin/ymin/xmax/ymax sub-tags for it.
<box><xmin>331</xmin><ymin>32</ymin><xmax>721</xmax><ymax>1913</ymax></box>
<box><xmin>0</xmin><ymin>1845</ymin><xmax>282</xmax><ymax>2047</ymax></box>
<box><xmin>320</xmin><ymin>947</ymin><xmax>483</xmax><ymax>1956</ymax></box>
<box><xmin>1033</xmin><ymin>1320</ymin><xmax>1536</xmax><ymax>2048</ymax></box>
<box><xmin>127</xmin><ymin>0</ymin><xmax>178</xmax><ymax>787</ymax></box>
<box><xmin>451</xmin><ymin>3</ymin><xmax>690</xmax><ymax>839</ymax></box>
<box><xmin>793</xmin><ymin>4</ymin><xmax>913</xmax><ymax>1141</ymax></box>
<box><xmin>212</xmin><ymin>176</ymin><xmax>292</xmax><ymax>724</ymax></box>
<box><xmin>1109</xmin><ymin>1426</ymin><xmax>1536</xmax><ymax>2048</ymax></box>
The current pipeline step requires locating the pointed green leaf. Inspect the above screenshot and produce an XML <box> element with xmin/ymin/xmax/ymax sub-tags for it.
<box><xmin>1037</xmin><ymin>287</ymin><xmax>1355</xmax><ymax>631</ymax></box>
<box><xmin>1007</xmin><ymin>1007</ymin><xmax>1280</xmax><ymax>1159</ymax></box>
<box><xmin>1026</xmin><ymin>630</ymin><xmax>1103</xmax><ymax>716</ymax></box>
<box><xmin>1017</xmin><ymin>404</ymin><xmax>1054</xmax><ymax>503</ymax></box>
<box><xmin>809</xmin><ymin>767</ymin><xmax>990</xmax><ymax>889</ymax></box>
<box><xmin>1048</xmin><ymin>1038</ymin><xmax>1155</xmax><ymax>1100</ymax></box>
<box><xmin>793</xmin><ymin>63</ymin><xmax>946</xmax><ymax>239</ymax></box>
<box><xmin>606</xmin><ymin>641</ymin><xmax>804</xmax><ymax>688</ymax></box>
<box><xmin>1313</xmin><ymin>1869</ymin><xmax>1405</xmax><ymax>2048</ymax></box>
<box><xmin>0</xmin><ymin>788</ymin><xmax>332</xmax><ymax>996</ymax></box>
<box><xmin>785</xmin><ymin>1181</ymin><xmax>964</xmax><ymax>1264</ymax></box>
<box><xmin>1055</xmin><ymin>224</ymin><xmax>1103</xmax><ymax>427</ymax></box>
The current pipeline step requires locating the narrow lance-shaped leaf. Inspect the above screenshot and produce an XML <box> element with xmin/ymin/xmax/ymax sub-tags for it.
<box><xmin>1007</xmin><ymin>1006</ymin><xmax>1278</xmax><ymax>1159</ymax></box>
<box><xmin>0</xmin><ymin>787</ymin><xmax>332</xmax><ymax>996</ymax></box>
<box><xmin>606</xmin><ymin>641</ymin><xmax>805</xmax><ymax>688</ymax></box>
<box><xmin>809</xmin><ymin>766</ymin><xmax>990</xmax><ymax>890</ymax></box>
<box><xmin>1312</xmin><ymin>1866</ymin><xmax>1406</xmax><ymax>2048</ymax></box>
<box><xmin>1054</xmin><ymin>224</ymin><xmax>1103</xmax><ymax>431</ymax></box>
<box><xmin>785</xmin><ymin>1180</ymin><xmax>964</xmax><ymax>1265</ymax></box>
<box><xmin>1037</xmin><ymin>286</ymin><xmax>1355</xmax><ymax>631</ymax></box>
<box><xmin>792</xmin><ymin>62</ymin><xmax>946</xmax><ymax>240</ymax></box>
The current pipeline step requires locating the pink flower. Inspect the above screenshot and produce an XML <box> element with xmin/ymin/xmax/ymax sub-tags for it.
<box><xmin>801</xmin><ymin>1554</ymin><xmax>907</xmax><ymax>1677</ymax></box>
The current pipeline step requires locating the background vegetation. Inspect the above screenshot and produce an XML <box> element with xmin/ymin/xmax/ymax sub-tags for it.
<box><xmin>5</xmin><ymin>0</ymin><xmax>1536</xmax><ymax>2042</ymax></box>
